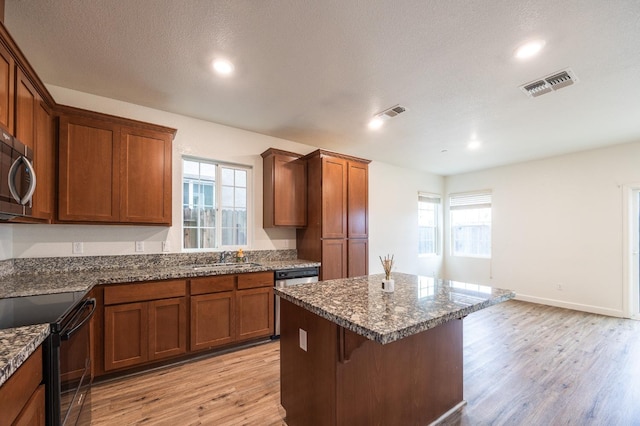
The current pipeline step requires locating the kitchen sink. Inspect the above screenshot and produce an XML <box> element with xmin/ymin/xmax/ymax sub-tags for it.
<box><xmin>187</xmin><ymin>262</ymin><xmax>261</xmax><ymax>271</ymax></box>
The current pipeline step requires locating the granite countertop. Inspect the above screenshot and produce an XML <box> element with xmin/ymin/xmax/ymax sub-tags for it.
<box><xmin>275</xmin><ymin>272</ymin><xmax>515</xmax><ymax>344</ymax></box>
<box><xmin>0</xmin><ymin>255</ymin><xmax>319</xmax><ymax>388</ymax></box>
<box><xmin>0</xmin><ymin>324</ymin><xmax>49</xmax><ymax>387</ymax></box>
<box><xmin>0</xmin><ymin>259</ymin><xmax>320</xmax><ymax>299</ymax></box>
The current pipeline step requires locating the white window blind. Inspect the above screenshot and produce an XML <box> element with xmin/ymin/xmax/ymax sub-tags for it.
<box><xmin>449</xmin><ymin>191</ymin><xmax>492</xmax><ymax>257</ymax></box>
<box><xmin>418</xmin><ymin>192</ymin><xmax>441</xmax><ymax>256</ymax></box>
<box><xmin>449</xmin><ymin>192</ymin><xmax>492</xmax><ymax>209</ymax></box>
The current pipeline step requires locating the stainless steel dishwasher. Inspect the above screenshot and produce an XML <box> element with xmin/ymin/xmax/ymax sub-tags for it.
<box><xmin>274</xmin><ymin>266</ymin><xmax>319</xmax><ymax>337</ymax></box>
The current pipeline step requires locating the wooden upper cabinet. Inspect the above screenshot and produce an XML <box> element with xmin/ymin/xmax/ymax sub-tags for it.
<box><xmin>347</xmin><ymin>160</ymin><xmax>368</xmax><ymax>238</ymax></box>
<box><xmin>31</xmin><ymin>101</ymin><xmax>54</xmax><ymax>221</ymax></box>
<box><xmin>58</xmin><ymin>115</ymin><xmax>120</xmax><ymax>222</ymax></box>
<box><xmin>57</xmin><ymin>107</ymin><xmax>176</xmax><ymax>225</ymax></box>
<box><xmin>296</xmin><ymin>150</ymin><xmax>370</xmax><ymax>280</ymax></box>
<box><xmin>120</xmin><ymin>126</ymin><xmax>172</xmax><ymax>224</ymax></box>
<box><xmin>15</xmin><ymin>68</ymin><xmax>37</xmax><ymax>149</ymax></box>
<box><xmin>262</xmin><ymin>148</ymin><xmax>307</xmax><ymax>228</ymax></box>
<box><xmin>322</xmin><ymin>156</ymin><xmax>348</xmax><ymax>239</ymax></box>
<box><xmin>0</xmin><ymin>42</ymin><xmax>14</xmax><ymax>134</ymax></box>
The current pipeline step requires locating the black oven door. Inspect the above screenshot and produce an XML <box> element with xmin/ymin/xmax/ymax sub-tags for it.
<box><xmin>58</xmin><ymin>297</ymin><xmax>95</xmax><ymax>426</ymax></box>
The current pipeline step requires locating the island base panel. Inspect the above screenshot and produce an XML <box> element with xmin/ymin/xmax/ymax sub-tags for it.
<box><xmin>280</xmin><ymin>299</ymin><xmax>463</xmax><ymax>426</ymax></box>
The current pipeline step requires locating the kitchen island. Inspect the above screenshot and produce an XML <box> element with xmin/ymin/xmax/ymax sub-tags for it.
<box><xmin>275</xmin><ymin>273</ymin><xmax>515</xmax><ymax>425</ymax></box>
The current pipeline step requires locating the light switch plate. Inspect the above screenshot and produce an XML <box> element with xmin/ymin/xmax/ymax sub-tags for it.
<box><xmin>162</xmin><ymin>241</ymin><xmax>170</xmax><ymax>252</ymax></box>
<box><xmin>135</xmin><ymin>241</ymin><xmax>144</xmax><ymax>252</ymax></box>
<box><xmin>299</xmin><ymin>328</ymin><xmax>307</xmax><ymax>352</ymax></box>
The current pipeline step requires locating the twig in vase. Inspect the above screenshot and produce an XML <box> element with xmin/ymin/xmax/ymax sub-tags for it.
<box><xmin>379</xmin><ymin>254</ymin><xmax>394</xmax><ymax>280</ymax></box>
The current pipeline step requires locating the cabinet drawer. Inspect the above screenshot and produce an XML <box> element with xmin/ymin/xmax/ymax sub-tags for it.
<box><xmin>191</xmin><ymin>275</ymin><xmax>236</xmax><ymax>295</ymax></box>
<box><xmin>104</xmin><ymin>280</ymin><xmax>186</xmax><ymax>305</ymax></box>
<box><xmin>237</xmin><ymin>271</ymin><xmax>274</xmax><ymax>289</ymax></box>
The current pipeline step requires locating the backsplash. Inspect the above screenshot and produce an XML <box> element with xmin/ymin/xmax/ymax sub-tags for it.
<box><xmin>3</xmin><ymin>250</ymin><xmax>298</xmax><ymax>276</ymax></box>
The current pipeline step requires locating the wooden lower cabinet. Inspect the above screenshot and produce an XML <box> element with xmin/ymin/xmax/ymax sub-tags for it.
<box><xmin>236</xmin><ymin>287</ymin><xmax>274</xmax><ymax>341</ymax></box>
<box><xmin>98</xmin><ymin>273</ymin><xmax>274</xmax><ymax>376</ymax></box>
<box><xmin>322</xmin><ymin>239</ymin><xmax>347</xmax><ymax>280</ymax></box>
<box><xmin>280</xmin><ymin>300</ymin><xmax>463</xmax><ymax>426</ymax></box>
<box><xmin>104</xmin><ymin>297</ymin><xmax>187</xmax><ymax>371</ymax></box>
<box><xmin>104</xmin><ymin>302</ymin><xmax>148</xmax><ymax>371</ymax></box>
<box><xmin>347</xmin><ymin>239</ymin><xmax>368</xmax><ymax>278</ymax></box>
<box><xmin>148</xmin><ymin>297</ymin><xmax>187</xmax><ymax>360</ymax></box>
<box><xmin>0</xmin><ymin>346</ymin><xmax>44</xmax><ymax>426</ymax></box>
<box><xmin>190</xmin><ymin>292</ymin><xmax>235</xmax><ymax>351</ymax></box>
<box><xmin>13</xmin><ymin>385</ymin><xmax>45</xmax><ymax>426</ymax></box>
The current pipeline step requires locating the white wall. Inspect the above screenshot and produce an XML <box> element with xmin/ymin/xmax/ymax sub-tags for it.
<box><xmin>11</xmin><ymin>85</ymin><xmax>315</xmax><ymax>257</ymax></box>
<box><xmin>9</xmin><ymin>85</ymin><xmax>444</xmax><ymax>265</ymax></box>
<box><xmin>445</xmin><ymin>141</ymin><xmax>640</xmax><ymax>317</ymax></box>
<box><xmin>368</xmin><ymin>161</ymin><xmax>443</xmax><ymax>277</ymax></box>
<box><xmin>0</xmin><ymin>226</ymin><xmax>12</xmax><ymax>260</ymax></box>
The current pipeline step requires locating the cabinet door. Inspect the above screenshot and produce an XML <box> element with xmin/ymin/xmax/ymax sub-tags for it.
<box><xmin>347</xmin><ymin>161</ymin><xmax>368</xmax><ymax>239</ymax></box>
<box><xmin>58</xmin><ymin>116</ymin><xmax>120</xmax><ymax>222</ymax></box>
<box><xmin>104</xmin><ymin>302</ymin><xmax>148</xmax><ymax>371</ymax></box>
<box><xmin>0</xmin><ymin>43</ymin><xmax>14</xmax><ymax>133</ymax></box>
<box><xmin>236</xmin><ymin>287</ymin><xmax>274</xmax><ymax>341</ymax></box>
<box><xmin>322</xmin><ymin>157</ymin><xmax>348</xmax><ymax>238</ymax></box>
<box><xmin>269</xmin><ymin>153</ymin><xmax>306</xmax><ymax>227</ymax></box>
<box><xmin>13</xmin><ymin>384</ymin><xmax>45</xmax><ymax>426</ymax></box>
<box><xmin>321</xmin><ymin>239</ymin><xmax>347</xmax><ymax>280</ymax></box>
<box><xmin>120</xmin><ymin>126</ymin><xmax>172</xmax><ymax>224</ymax></box>
<box><xmin>148</xmin><ymin>297</ymin><xmax>187</xmax><ymax>360</ymax></box>
<box><xmin>190</xmin><ymin>292</ymin><xmax>235</xmax><ymax>351</ymax></box>
<box><xmin>32</xmin><ymin>101</ymin><xmax>54</xmax><ymax>221</ymax></box>
<box><xmin>348</xmin><ymin>239</ymin><xmax>369</xmax><ymax>278</ymax></box>
<box><xmin>15</xmin><ymin>68</ymin><xmax>36</xmax><ymax>149</ymax></box>
<box><xmin>0</xmin><ymin>346</ymin><xmax>42</xmax><ymax>426</ymax></box>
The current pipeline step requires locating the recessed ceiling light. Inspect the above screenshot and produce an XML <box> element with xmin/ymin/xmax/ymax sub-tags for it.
<box><xmin>467</xmin><ymin>140</ymin><xmax>482</xmax><ymax>150</ymax></box>
<box><xmin>368</xmin><ymin>116</ymin><xmax>384</xmax><ymax>130</ymax></box>
<box><xmin>213</xmin><ymin>59</ymin><xmax>234</xmax><ymax>76</ymax></box>
<box><xmin>515</xmin><ymin>40</ymin><xmax>546</xmax><ymax>59</ymax></box>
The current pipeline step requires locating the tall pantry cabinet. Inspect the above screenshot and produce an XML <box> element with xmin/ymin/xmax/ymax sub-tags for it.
<box><xmin>296</xmin><ymin>150</ymin><xmax>370</xmax><ymax>280</ymax></box>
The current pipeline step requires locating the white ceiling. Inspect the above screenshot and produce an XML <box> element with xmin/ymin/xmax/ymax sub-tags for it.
<box><xmin>5</xmin><ymin>1</ymin><xmax>640</xmax><ymax>175</ymax></box>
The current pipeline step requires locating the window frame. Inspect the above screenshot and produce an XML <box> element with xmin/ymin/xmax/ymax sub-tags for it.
<box><xmin>182</xmin><ymin>156</ymin><xmax>252</xmax><ymax>251</ymax></box>
<box><xmin>448</xmin><ymin>190</ymin><xmax>492</xmax><ymax>259</ymax></box>
<box><xmin>418</xmin><ymin>192</ymin><xmax>441</xmax><ymax>257</ymax></box>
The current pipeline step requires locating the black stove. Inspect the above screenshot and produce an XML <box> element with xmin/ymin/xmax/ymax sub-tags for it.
<box><xmin>0</xmin><ymin>291</ymin><xmax>86</xmax><ymax>329</ymax></box>
<box><xmin>0</xmin><ymin>290</ymin><xmax>94</xmax><ymax>425</ymax></box>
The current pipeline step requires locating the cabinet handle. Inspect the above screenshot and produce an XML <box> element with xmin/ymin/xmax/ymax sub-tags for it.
<box><xmin>7</xmin><ymin>155</ymin><xmax>37</xmax><ymax>206</ymax></box>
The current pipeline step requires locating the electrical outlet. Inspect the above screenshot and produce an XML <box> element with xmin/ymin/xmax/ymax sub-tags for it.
<box><xmin>162</xmin><ymin>241</ymin><xmax>170</xmax><ymax>252</ymax></box>
<box><xmin>135</xmin><ymin>241</ymin><xmax>144</xmax><ymax>252</ymax></box>
<box><xmin>72</xmin><ymin>242</ymin><xmax>83</xmax><ymax>254</ymax></box>
<box><xmin>299</xmin><ymin>328</ymin><xmax>307</xmax><ymax>352</ymax></box>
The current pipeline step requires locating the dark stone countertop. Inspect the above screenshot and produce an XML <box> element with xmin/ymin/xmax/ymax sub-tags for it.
<box><xmin>275</xmin><ymin>272</ymin><xmax>515</xmax><ymax>344</ymax></box>
<box><xmin>0</xmin><ymin>259</ymin><xmax>320</xmax><ymax>298</ymax></box>
<box><xmin>0</xmin><ymin>324</ymin><xmax>49</xmax><ymax>387</ymax></box>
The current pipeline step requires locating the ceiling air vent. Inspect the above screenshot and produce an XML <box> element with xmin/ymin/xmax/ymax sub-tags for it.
<box><xmin>520</xmin><ymin>68</ymin><xmax>577</xmax><ymax>98</ymax></box>
<box><xmin>378</xmin><ymin>104</ymin><xmax>407</xmax><ymax>120</ymax></box>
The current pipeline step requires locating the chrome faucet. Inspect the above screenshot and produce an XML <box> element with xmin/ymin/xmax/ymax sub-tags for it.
<box><xmin>218</xmin><ymin>251</ymin><xmax>229</xmax><ymax>263</ymax></box>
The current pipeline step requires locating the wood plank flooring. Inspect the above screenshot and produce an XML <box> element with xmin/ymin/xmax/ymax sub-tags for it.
<box><xmin>90</xmin><ymin>300</ymin><xmax>640</xmax><ymax>425</ymax></box>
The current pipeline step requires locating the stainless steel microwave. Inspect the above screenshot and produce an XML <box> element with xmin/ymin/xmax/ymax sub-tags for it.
<box><xmin>0</xmin><ymin>128</ymin><xmax>36</xmax><ymax>220</ymax></box>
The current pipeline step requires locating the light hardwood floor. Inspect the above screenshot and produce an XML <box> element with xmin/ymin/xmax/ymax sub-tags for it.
<box><xmin>90</xmin><ymin>300</ymin><xmax>640</xmax><ymax>425</ymax></box>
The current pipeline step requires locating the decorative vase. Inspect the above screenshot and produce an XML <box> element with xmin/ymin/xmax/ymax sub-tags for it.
<box><xmin>382</xmin><ymin>278</ymin><xmax>395</xmax><ymax>293</ymax></box>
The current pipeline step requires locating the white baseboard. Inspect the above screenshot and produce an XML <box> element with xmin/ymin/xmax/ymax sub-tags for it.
<box><xmin>515</xmin><ymin>294</ymin><xmax>624</xmax><ymax>318</ymax></box>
